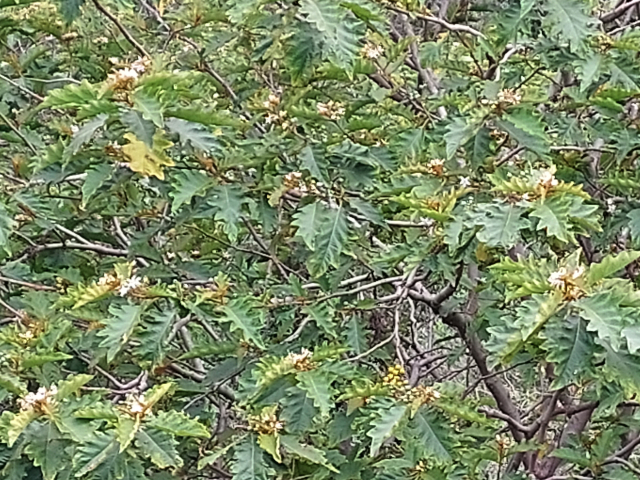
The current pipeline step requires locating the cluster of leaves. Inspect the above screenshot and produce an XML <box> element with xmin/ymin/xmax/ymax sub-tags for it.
<box><xmin>2</xmin><ymin>0</ymin><xmax>640</xmax><ymax>479</ymax></box>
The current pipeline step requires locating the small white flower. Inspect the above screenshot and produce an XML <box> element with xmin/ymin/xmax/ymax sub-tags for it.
<box><xmin>70</xmin><ymin>125</ymin><xmax>79</xmax><ymax>134</ymax></box>
<box><xmin>362</xmin><ymin>43</ymin><xmax>384</xmax><ymax>59</ymax></box>
<box><xmin>317</xmin><ymin>101</ymin><xmax>345</xmax><ymax>120</ymax></box>
<box><xmin>606</xmin><ymin>198</ymin><xmax>616</xmax><ymax>213</ymax></box>
<box><xmin>459</xmin><ymin>177</ymin><xmax>471</xmax><ymax>188</ymax></box>
<box><xmin>548</xmin><ymin>268</ymin><xmax>567</xmax><ymax>289</ymax></box>
<box><xmin>572</xmin><ymin>265</ymin><xmax>585</xmax><ymax>280</ymax></box>
<box><xmin>19</xmin><ymin>330</ymin><xmax>34</xmax><ymax>340</ymax></box>
<box><xmin>131</xmin><ymin>57</ymin><xmax>148</xmax><ymax>73</ymax></box>
<box><xmin>166</xmin><ymin>252</ymin><xmax>175</xmax><ymax>260</ymax></box>
<box><xmin>118</xmin><ymin>275</ymin><xmax>142</xmax><ymax>297</ymax></box>
<box><xmin>419</xmin><ymin>217</ymin><xmax>435</xmax><ymax>227</ymax></box>
<box><xmin>538</xmin><ymin>170</ymin><xmax>559</xmax><ymax>189</ymax></box>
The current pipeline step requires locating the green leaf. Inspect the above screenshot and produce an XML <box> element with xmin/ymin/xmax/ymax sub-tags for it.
<box><xmin>393</xmin><ymin>128</ymin><xmax>425</xmax><ymax>160</ymax></box>
<box><xmin>198</xmin><ymin>441</ymin><xmax>237</xmax><ymax>470</ymax></box>
<box><xmin>66</xmin><ymin>114</ymin><xmax>108</xmax><ymax>157</ymax></box>
<box><xmin>345</xmin><ymin>315</ymin><xmax>368</xmax><ymax>355</ymax></box>
<box><xmin>302</xmin><ymin>302</ymin><xmax>337</xmax><ymax>338</ymax></box>
<box><xmin>116</xmin><ymin>415</ymin><xmax>139</xmax><ymax>452</ymax></box>
<box><xmin>628</xmin><ymin>209</ymin><xmax>640</xmax><ymax>242</ymax></box>
<box><xmin>0</xmin><ymin>372</ymin><xmax>27</xmax><ymax>395</ymax></box>
<box><xmin>7</xmin><ymin>409</ymin><xmax>38</xmax><ymax>447</ymax></box>
<box><xmin>41</xmin><ymin>80</ymin><xmax>106</xmax><ymax>109</ymax></box>
<box><xmin>22</xmin><ymin>352</ymin><xmax>72</xmax><ymax>369</ymax></box>
<box><xmin>367</xmin><ymin>404</ymin><xmax>407</xmax><ymax>457</ymax></box>
<box><xmin>544</xmin><ymin>0</ymin><xmax>594</xmax><ymax>50</ymax></box>
<box><xmin>542</xmin><ymin>316</ymin><xmax>594</xmax><ymax>389</ymax></box>
<box><xmin>300</xmin><ymin>145</ymin><xmax>327</xmax><ymax>183</ymax></box>
<box><xmin>444</xmin><ymin>118</ymin><xmax>479</xmax><ymax>159</ymax></box>
<box><xmin>280</xmin><ymin>435</ymin><xmax>338</xmax><ymax>472</ymax></box>
<box><xmin>25</xmin><ymin>422</ymin><xmax>69</xmax><ymax>480</ymax></box>
<box><xmin>135</xmin><ymin>428</ymin><xmax>182</xmax><ymax>468</ymax></box>
<box><xmin>587</xmin><ymin>251</ymin><xmax>640</xmax><ymax>284</ymax></box>
<box><xmin>55</xmin><ymin>374</ymin><xmax>93</xmax><ymax>400</ymax></box>
<box><xmin>73</xmin><ymin>432</ymin><xmax>119</xmax><ymax>477</ymax></box>
<box><xmin>281</xmin><ymin>387</ymin><xmax>318</xmax><ymax>433</ymax></box>
<box><xmin>299</xmin><ymin>0</ymin><xmax>360</xmax><ymax>68</ymax></box>
<box><xmin>121</xmin><ymin>110</ymin><xmax>155</xmax><ymax>147</ymax></box>
<box><xmin>349</xmin><ymin>197</ymin><xmax>385</xmax><ymax>226</ymax></box>
<box><xmin>133</xmin><ymin>91</ymin><xmax>163</xmax><ymax>127</ymax></box>
<box><xmin>136</xmin><ymin>308</ymin><xmax>175</xmax><ymax>366</ymax></box>
<box><xmin>580</xmin><ymin>53</ymin><xmax>603</xmax><ymax>92</ymax></box>
<box><xmin>603</xmin><ymin>344</ymin><xmax>640</xmax><ymax>397</ymax></box>
<box><xmin>575</xmin><ymin>293</ymin><xmax>625</xmax><ymax>351</ymax></box>
<box><xmin>98</xmin><ymin>304</ymin><xmax>144</xmax><ymax>363</ymax></box>
<box><xmin>530</xmin><ymin>197</ymin><xmax>572</xmax><ymax>243</ymax></box>
<box><xmin>473</xmin><ymin>201</ymin><xmax>530</xmax><ymax>248</ymax></box>
<box><xmin>81</xmin><ymin>164</ymin><xmax>113</xmax><ymax>208</ymax></box>
<box><xmin>258</xmin><ymin>433</ymin><xmax>281</xmax><ymax>462</ymax></box>
<box><xmin>296</xmin><ymin>370</ymin><xmax>334</xmax><ymax>417</ymax></box>
<box><xmin>148</xmin><ymin>410</ymin><xmax>209</xmax><ymax>438</ymax></box>
<box><xmin>410</xmin><ymin>407</ymin><xmax>451</xmax><ymax>462</ymax></box>
<box><xmin>287</xmin><ymin>25</ymin><xmax>319</xmax><ymax>83</ymax></box>
<box><xmin>165</xmin><ymin>117</ymin><xmax>219</xmax><ymax>152</ymax></box>
<box><xmin>231</xmin><ymin>435</ymin><xmax>271</xmax><ymax>480</ymax></box>
<box><xmin>220</xmin><ymin>299</ymin><xmax>265</xmax><ymax>349</ymax></box>
<box><xmin>143</xmin><ymin>383</ymin><xmax>174</xmax><ymax>408</ymax></box>
<box><xmin>0</xmin><ymin>202</ymin><xmax>15</xmax><ymax>251</ymax></box>
<box><xmin>308</xmin><ymin>204</ymin><xmax>349</xmax><ymax>276</ymax></box>
<box><xmin>503</xmin><ymin>291</ymin><xmax>564</xmax><ymax>361</ymax></box>
<box><xmin>497</xmin><ymin>111</ymin><xmax>550</xmax><ymax>155</ymax></box>
<box><xmin>293</xmin><ymin>202</ymin><xmax>328</xmax><ymax>250</ymax></box>
<box><xmin>58</xmin><ymin>0</ymin><xmax>85</xmax><ymax>22</ymax></box>
<box><xmin>170</xmin><ymin>170</ymin><xmax>214</xmax><ymax>214</ymax></box>
<box><xmin>622</xmin><ymin>325</ymin><xmax>640</xmax><ymax>355</ymax></box>
<box><xmin>209</xmin><ymin>185</ymin><xmax>244</xmax><ymax>241</ymax></box>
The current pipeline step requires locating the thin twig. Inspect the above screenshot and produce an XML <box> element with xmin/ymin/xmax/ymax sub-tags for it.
<box><xmin>0</xmin><ymin>110</ymin><xmax>37</xmax><ymax>154</ymax></box>
<box><xmin>92</xmin><ymin>0</ymin><xmax>150</xmax><ymax>57</ymax></box>
<box><xmin>387</xmin><ymin>4</ymin><xmax>485</xmax><ymax>37</ymax></box>
<box><xmin>0</xmin><ymin>275</ymin><xmax>55</xmax><ymax>291</ymax></box>
<box><xmin>0</xmin><ymin>74</ymin><xmax>44</xmax><ymax>102</ymax></box>
<box><xmin>0</xmin><ymin>297</ymin><xmax>22</xmax><ymax>317</ymax></box>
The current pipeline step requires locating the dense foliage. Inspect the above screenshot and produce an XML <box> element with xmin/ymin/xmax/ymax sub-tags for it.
<box><xmin>3</xmin><ymin>0</ymin><xmax>640</xmax><ymax>479</ymax></box>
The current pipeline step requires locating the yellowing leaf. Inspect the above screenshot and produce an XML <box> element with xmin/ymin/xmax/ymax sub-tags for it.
<box><xmin>122</xmin><ymin>131</ymin><xmax>174</xmax><ymax>180</ymax></box>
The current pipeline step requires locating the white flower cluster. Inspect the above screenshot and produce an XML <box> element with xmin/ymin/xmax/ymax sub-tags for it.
<box><xmin>497</xmin><ymin>89</ymin><xmax>522</xmax><ymax>105</ymax></box>
<box><xmin>426</xmin><ymin>158</ymin><xmax>445</xmax><ymax>176</ymax></box>
<box><xmin>538</xmin><ymin>170</ymin><xmax>559</xmax><ymax>190</ymax></box>
<box><xmin>285</xmin><ymin>348</ymin><xmax>311</xmax><ymax>365</ymax></box>
<box><xmin>265</xmin><ymin>110</ymin><xmax>287</xmax><ymax>125</ymax></box>
<box><xmin>19</xmin><ymin>385</ymin><xmax>57</xmax><ymax>411</ymax></box>
<box><xmin>362</xmin><ymin>43</ymin><xmax>384</xmax><ymax>59</ymax></box>
<box><xmin>317</xmin><ymin>101</ymin><xmax>345</xmax><ymax>120</ymax></box>
<box><xmin>107</xmin><ymin>57</ymin><xmax>149</xmax><ymax>89</ymax></box>
<box><xmin>263</xmin><ymin>93</ymin><xmax>280</xmax><ymax>109</ymax></box>
<box><xmin>18</xmin><ymin>329</ymin><xmax>35</xmax><ymax>340</ymax></box>
<box><xmin>118</xmin><ymin>275</ymin><xmax>142</xmax><ymax>297</ymax></box>
<box><xmin>122</xmin><ymin>393</ymin><xmax>150</xmax><ymax>417</ymax></box>
<box><xmin>548</xmin><ymin>266</ymin><xmax>585</xmax><ymax>289</ymax></box>
<box><xmin>606</xmin><ymin>198</ymin><xmax>616</xmax><ymax>213</ymax></box>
